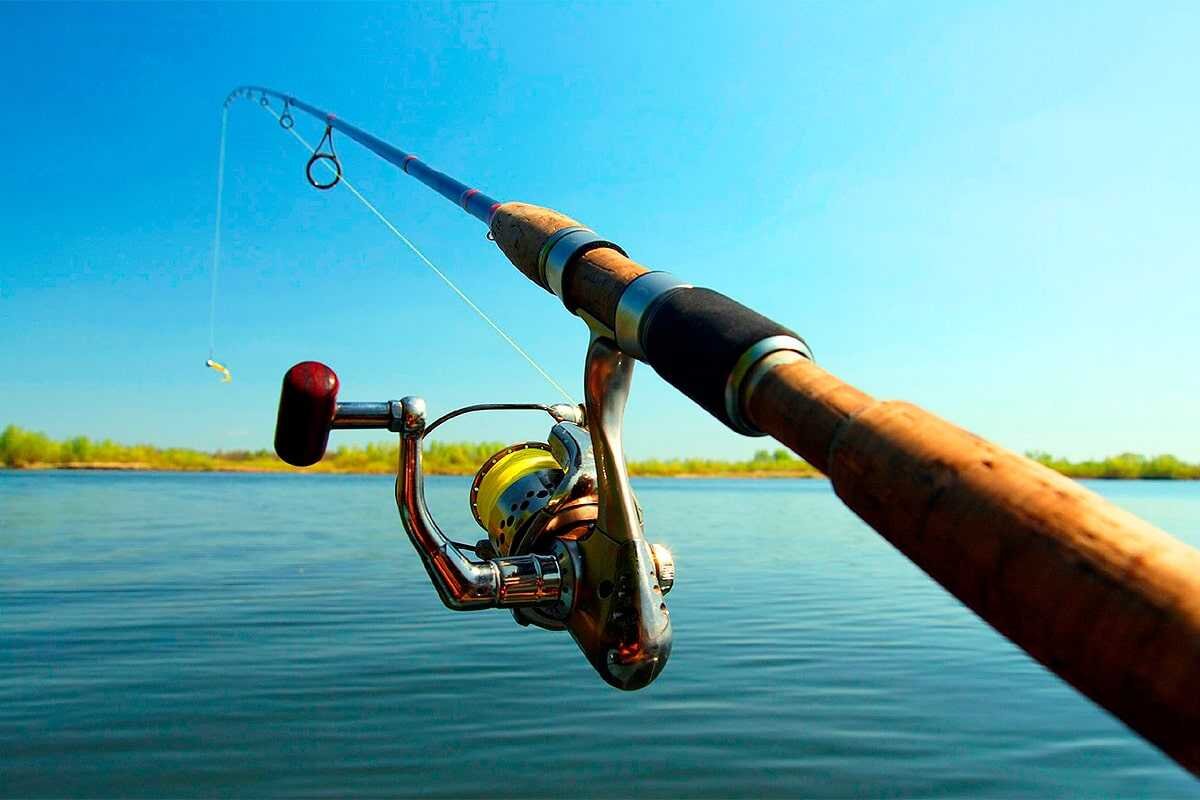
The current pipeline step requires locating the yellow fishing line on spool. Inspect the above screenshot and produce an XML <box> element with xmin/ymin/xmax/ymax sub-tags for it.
<box><xmin>475</xmin><ymin>448</ymin><xmax>559</xmax><ymax>538</ymax></box>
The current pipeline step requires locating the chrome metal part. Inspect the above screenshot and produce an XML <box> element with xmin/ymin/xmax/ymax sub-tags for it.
<box><xmin>394</xmin><ymin>396</ymin><xmax>561</xmax><ymax>610</ymax></box>
<box><xmin>513</xmin><ymin>538</ymin><xmax>579</xmax><ymax>630</ymax></box>
<box><xmin>724</xmin><ymin>334</ymin><xmax>814</xmax><ymax>436</ymax></box>
<box><xmin>547</xmin><ymin>403</ymin><xmax>586</xmax><ymax>426</ymax></box>
<box><xmin>539</xmin><ymin>227</ymin><xmax>627</xmax><ymax>306</ymax></box>
<box><xmin>495</xmin><ymin>552</ymin><xmax>562</xmax><ymax>605</ymax></box>
<box><xmin>650</xmin><ymin>543</ymin><xmax>675</xmax><ymax>595</ymax></box>
<box><xmin>332</xmin><ymin>401</ymin><xmax>398</xmax><ymax>430</ymax></box>
<box><xmin>576</xmin><ymin>309</ymin><xmax>616</xmax><ymax>343</ymax></box>
<box><xmin>565</xmin><ymin>330</ymin><xmax>673</xmax><ymax>690</ymax></box>
<box><xmin>614</xmin><ymin>272</ymin><xmax>692</xmax><ymax>360</ymax></box>
<box><xmin>545</xmin><ymin>423</ymin><xmax>598</xmax><ymax>512</ymax></box>
<box><xmin>584</xmin><ymin>336</ymin><xmax>642</xmax><ymax>546</ymax></box>
<box><xmin>424</xmin><ymin>402</ymin><xmax>583</xmax><ymax>437</ymax></box>
<box><xmin>537</xmin><ymin>226</ymin><xmax>587</xmax><ymax>280</ymax></box>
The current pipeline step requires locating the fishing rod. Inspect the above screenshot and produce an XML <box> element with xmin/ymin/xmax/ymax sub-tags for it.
<box><xmin>240</xmin><ymin>86</ymin><xmax>500</xmax><ymax>222</ymax></box>
<box><xmin>225</xmin><ymin>87</ymin><xmax>1200</xmax><ymax>775</ymax></box>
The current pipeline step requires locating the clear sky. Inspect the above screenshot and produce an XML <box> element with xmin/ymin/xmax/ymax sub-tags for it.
<box><xmin>2</xmin><ymin>2</ymin><xmax>1197</xmax><ymax>461</ymax></box>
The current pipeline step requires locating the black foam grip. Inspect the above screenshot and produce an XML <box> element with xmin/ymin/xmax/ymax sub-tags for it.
<box><xmin>641</xmin><ymin>288</ymin><xmax>802</xmax><ymax>432</ymax></box>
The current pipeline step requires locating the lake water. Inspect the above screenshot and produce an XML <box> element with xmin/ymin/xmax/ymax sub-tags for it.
<box><xmin>2</xmin><ymin>471</ymin><xmax>1197</xmax><ymax>797</ymax></box>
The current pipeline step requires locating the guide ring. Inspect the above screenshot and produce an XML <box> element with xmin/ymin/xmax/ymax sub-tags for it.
<box><xmin>280</xmin><ymin>112</ymin><xmax>294</xmax><ymax>130</ymax></box>
<box><xmin>306</xmin><ymin>153</ymin><xmax>342</xmax><ymax>190</ymax></box>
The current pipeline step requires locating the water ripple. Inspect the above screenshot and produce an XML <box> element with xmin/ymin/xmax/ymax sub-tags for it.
<box><xmin>1</xmin><ymin>472</ymin><xmax>1196</xmax><ymax>797</ymax></box>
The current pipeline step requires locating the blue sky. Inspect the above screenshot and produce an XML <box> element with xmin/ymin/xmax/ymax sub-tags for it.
<box><xmin>1</xmin><ymin>2</ymin><xmax>1197</xmax><ymax>461</ymax></box>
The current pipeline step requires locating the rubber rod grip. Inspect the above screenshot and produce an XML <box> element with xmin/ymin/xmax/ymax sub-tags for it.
<box><xmin>640</xmin><ymin>288</ymin><xmax>801</xmax><ymax>431</ymax></box>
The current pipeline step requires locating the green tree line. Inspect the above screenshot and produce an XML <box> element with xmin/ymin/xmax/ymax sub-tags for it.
<box><xmin>1025</xmin><ymin>450</ymin><xmax>1200</xmax><ymax>480</ymax></box>
<box><xmin>3</xmin><ymin>424</ymin><xmax>1198</xmax><ymax>479</ymax></box>
<box><xmin>0</xmin><ymin>425</ymin><xmax>507</xmax><ymax>475</ymax></box>
<box><xmin>0</xmin><ymin>424</ymin><xmax>818</xmax><ymax>477</ymax></box>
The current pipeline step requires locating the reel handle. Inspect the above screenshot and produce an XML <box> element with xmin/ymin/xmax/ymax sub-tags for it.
<box><xmin>275</xmin><ymin>361</ymin><xmax>340</xmax><ymax>467</ymax></box>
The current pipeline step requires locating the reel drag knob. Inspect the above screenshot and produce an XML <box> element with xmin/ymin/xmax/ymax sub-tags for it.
<box><xmin>275</xmin><ymin>361</ymin><xmax>339</xmax><ymax>467</ymax></box>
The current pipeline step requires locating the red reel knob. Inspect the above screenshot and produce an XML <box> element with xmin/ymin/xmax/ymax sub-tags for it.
<box><xmin>275</xmin><ymin>361</ymin><xmax>339</xmax><ymax>467</ymax></box>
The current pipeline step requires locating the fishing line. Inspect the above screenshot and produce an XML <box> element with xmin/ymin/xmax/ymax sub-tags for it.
<box><xmin>208</xmin><ymin>107</ymin><xmax>228</xmax><ymax>360</ymax></box>
<box><xmin>233</xmin><ymin>101</ymin><xmax>576</xmax><ymax>404</ymax></box>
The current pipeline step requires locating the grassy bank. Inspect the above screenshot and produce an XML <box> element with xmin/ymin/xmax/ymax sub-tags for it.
<box><xmin>4</xmin><ymin>425</ymin><xmax>1198</xmax><ymax>480</ymax></box>
<box><xmin>1025</xmin><ymin>451</ymin><xmax>1200</xmax><ymax>480</ymax></box>
<box><xmin>0</xmin><ymin>425</ymin><xmax>820</xmax><ymax>478</ymax></box>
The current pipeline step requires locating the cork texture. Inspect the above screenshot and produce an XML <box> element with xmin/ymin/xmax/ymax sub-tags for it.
<box><xmin>748</xmin><ymin>358</ymin><xmax>1200</xmax><ymax>774</ymax></box>
<box><xmin>746</xmin><ymin>357</ymin><xmax>874</xmax><ymax>473</ymax></box>
<box><xmin>489</xmin><ymin>202</ymin><xmax>581</xmax><ymax>288</ymax></box>
<box><xmin>829</xmin><ymin>400</ymin><xmax>1200</xmax><ymax>770</ymax></box>
<box><xmin>489</xmin><ymin>202</ymin><xmax>648</xmax><ymax>327</ymax></box>
<box><xmin>565</xmin><ymin>247</ymin><xmax>649</xmax><ymax>327</ymax></box>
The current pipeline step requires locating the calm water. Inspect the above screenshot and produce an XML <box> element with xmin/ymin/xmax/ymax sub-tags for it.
<box><xmin>2</xmin><ymin>472</ymin><xmax>1198</xmax><ymax>798</ymax></box>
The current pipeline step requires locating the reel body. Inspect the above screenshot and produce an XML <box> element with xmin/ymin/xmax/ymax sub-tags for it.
<box><xmin>274</xmin><ymin>336</ymin><xmax>675</xmax><ymax>690</ymax></box>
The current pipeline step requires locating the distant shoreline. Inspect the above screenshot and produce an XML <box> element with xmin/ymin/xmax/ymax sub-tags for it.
<box><xmin>4</xmin><ymin>425</ymin><xmax>1199</xmax><ymax>480</ymax></box>
<box><xmin>4</xmin><ymin>462</ymin><xmax>825</xmax><ymax>479</ymax></box>
<box><xmin>4</xmin><ymin>462</ymin><xmax>1198</xmax><ymax>481</ymax></box>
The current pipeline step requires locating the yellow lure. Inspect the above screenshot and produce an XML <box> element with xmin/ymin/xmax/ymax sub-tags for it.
<box><xmin>205</xmin><ymin>358</ymin><xmax>232</xmax><ymax>383</ymax></box>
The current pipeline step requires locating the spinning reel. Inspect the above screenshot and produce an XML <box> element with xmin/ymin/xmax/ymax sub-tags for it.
<box><xmin>274</xmin><ymin>335</ymin><xmax>675</xmax><ymax>690</ymax></box>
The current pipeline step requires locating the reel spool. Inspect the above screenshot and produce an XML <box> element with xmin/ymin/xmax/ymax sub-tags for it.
<box><xmin>471</xmin><ymin>443</ymin><xmax>561</xmax><ymax>557</ymax></box>
<box><xmin>274</xmin><ymin>343</ymin><xmax>674</xmax><ymax>690</ymax></box>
